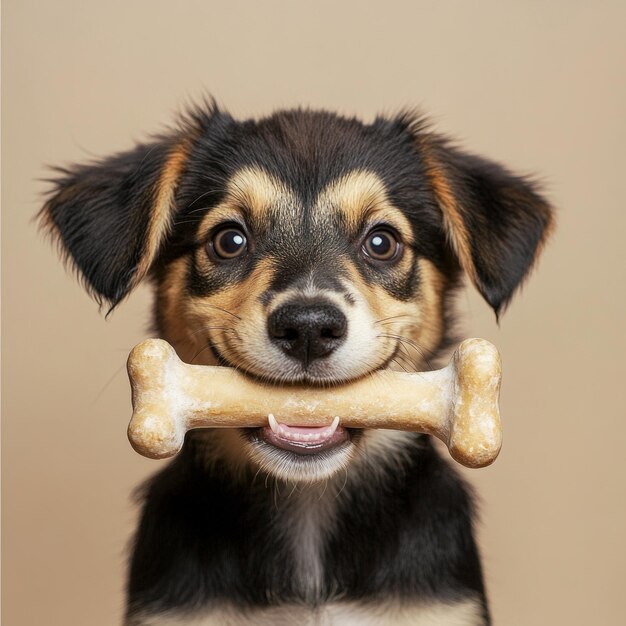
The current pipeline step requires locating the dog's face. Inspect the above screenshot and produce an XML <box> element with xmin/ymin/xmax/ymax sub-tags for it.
<box><xmin>42</xmin><ymin>105</ymin><xmax>553</xmax><ymax>483</ymax></box>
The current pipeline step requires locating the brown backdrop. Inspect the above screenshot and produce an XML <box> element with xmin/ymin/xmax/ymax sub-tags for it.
<box><xmin>3</xmin><ymin>1</ymin><xmax>625</xmax><ymax>624</ymax></box>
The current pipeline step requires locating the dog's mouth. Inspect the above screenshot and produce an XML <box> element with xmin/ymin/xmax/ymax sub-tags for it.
<box><xmin>243</xmin><ymin>414</ymin><xmax>359</xmax><ymax>481</ymax></box>
<box><xmin>205</xmin><ymin>337</ymin><xmax>394</xmax><ymax>479</ymax></box>
<box><xmin>257</xmin><ymin>414</ymin><xmax>349</xmax><ymax>455</ymax></box>
<box><xmin>247</xmin><ymin>415</ymin><xmax>354</xmax><ymax>453</ymax></box>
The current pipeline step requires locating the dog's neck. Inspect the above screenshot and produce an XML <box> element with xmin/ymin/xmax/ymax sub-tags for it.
<box><xmin>185</xmin><ymin>428</ymin><xmax>421</xmax><ymax>603</ymax></box>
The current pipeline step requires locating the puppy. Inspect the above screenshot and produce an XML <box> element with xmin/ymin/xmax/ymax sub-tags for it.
<box><xmin>41</xmin><ymin>102</ymin><xmax>553</xmax><ymax>626</ymax></box>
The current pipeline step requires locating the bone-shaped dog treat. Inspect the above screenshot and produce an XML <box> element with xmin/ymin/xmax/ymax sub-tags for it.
<box><xmin>127</xmin><ymin>338</ymin><xmax>502</xmax><ymax>468</ymax></box>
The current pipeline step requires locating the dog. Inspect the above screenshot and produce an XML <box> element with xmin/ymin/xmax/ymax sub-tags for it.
<box><xmin>40</xmin><ymin>101</ymin><xmax>554</xmax><ymax>625</ymax></box>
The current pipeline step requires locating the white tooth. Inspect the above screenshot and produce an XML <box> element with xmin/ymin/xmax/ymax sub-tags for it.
<box><xmin>293</xmin><ymin>433</ymin><xmax>302</xmax><ymax>441</ymax></box>
<box><xmin>311</xmin><ymin>433</ymin><xmax>321</xmax><ymax>441</ymax></box>
<box><xmin>268</xmin><ymin>414</ymin><xmax>279</xmax><ymax>434</ymax></box>
<box><xmin>303</xmin><ymin>434</ymin><xmax>312</xmax><ymax>441</ymax></box>
<box><xmin>278</xmin><ymin>425</ymin><xmax>288</xmax><ymax>437</ymax></box>
<box><xmin>329</xmin><ymin>416</ymin><xmax>340</xmax><ymax>436</ymax></box>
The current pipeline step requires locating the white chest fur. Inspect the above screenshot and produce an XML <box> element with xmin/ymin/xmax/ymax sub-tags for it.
<box><xmin>131</xmin><ymin>599</ymin><xmax>484</xmax><ymax>626</ymax></box>
<box><xmin>277</xmin><ymin>482</ymin><xmax>337</xmax><ymax>602</ymax></box>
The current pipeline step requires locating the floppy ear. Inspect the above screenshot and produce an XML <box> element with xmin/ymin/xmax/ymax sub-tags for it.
<box><xmin>418</xmin><ymin>135</ymin><xmax>555</xmax><ymax>317</ymax></box>
<box><xmin>39</xmin><ymin>134</ymin><xmax>195</xmax><ymax>309</ymax></box>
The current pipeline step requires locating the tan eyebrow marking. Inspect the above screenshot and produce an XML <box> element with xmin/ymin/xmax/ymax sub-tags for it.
<box><xmin>196</xmin><ymin>166</ymin><xmax>295</xmax><ymax>241</ymax></box>
<box><xmin>316</xmin><ymin>171</ymin><xmax>388</xmax><ymax>227</ymax></box>
<box><xmin>227</xmin><ymin>166</ymin><xmax>290</xmax><ymax>216</ymax></box>
<box><xmin>316</xmin><ymin>170</ymin><xmax>414</xmax><ymax>242</ymax></box>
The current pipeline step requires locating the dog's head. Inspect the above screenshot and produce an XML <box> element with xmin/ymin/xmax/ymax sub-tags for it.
<box><xmin>41</xmin><ymin>104</ymin><xmax>553</xmax><ymax>482</ymax></box>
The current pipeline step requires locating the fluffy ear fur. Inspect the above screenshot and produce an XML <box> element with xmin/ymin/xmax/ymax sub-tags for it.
<box><xmin>417</xmin><ymin>133</ymin><xmax>555</xmax><ymax>317</ymax></box>
<box><xmin>39</xmin><ymin>131</ymin><xmax>197</xmax><ymax>309</ymax></box>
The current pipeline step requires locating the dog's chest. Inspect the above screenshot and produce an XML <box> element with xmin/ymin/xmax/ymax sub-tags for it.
<box><xmin>273</xmin><ymin>484</ymin><xmax>337</xmax><ymax>602</ymax></box>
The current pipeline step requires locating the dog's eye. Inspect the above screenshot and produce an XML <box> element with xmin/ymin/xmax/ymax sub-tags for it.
<box><xmin>361</xmin><ymin>229</ymin><xmax>402</xmax><ymax>262</ymax></box>
<box><xmin>210</xmin><ymin>226</ymin><xmax>248</xmax><ymax>260</ymax></box>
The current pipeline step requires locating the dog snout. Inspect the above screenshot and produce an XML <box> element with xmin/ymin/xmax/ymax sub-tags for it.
<box><xmin>268</xmin><ymin>301</ymin><xmax>347</xmax><ymax>366</ymax></box>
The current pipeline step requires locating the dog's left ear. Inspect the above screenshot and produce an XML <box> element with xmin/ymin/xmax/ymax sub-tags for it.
<box><xmin>39</xmin><ymin>134</ymin><xmax>194</xmax><ymax>310</ymax></box>
<box><xmin>418</xmin><ymin>135</ymin><xmax>555</xmax><ymax>317</ymax></box>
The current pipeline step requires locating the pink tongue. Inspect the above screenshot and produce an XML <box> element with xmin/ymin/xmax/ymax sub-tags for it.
<box><xmin>279</xmin><ymin>424</ymin><xmax>329</xmax><ymax>435</ymax></box>
<box><xmin>267</xmin><ymin>414</ymin><xmax>341</xmax><ymax>445</ymax></box>
<box><xmin>263</xmin><ymin>415</ymin><xmax>346</xmax><ymax>453</ymax></box>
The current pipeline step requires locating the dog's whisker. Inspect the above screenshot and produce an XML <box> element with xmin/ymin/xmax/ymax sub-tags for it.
<box><xmin>190</xmin><ymin>343</ymin><xmax>214</xmax><ymax>364</ymax></box>
<box><xmin>378</xmin><ymin>333</ymin><xmax>434</xmax><ymax>369</ymax></box>
<box><xmin>287</xmin><ymin>482</ymin><xmax>298</xmax><ymax>499</ymax></box>
<box><xmin>335</xmin><ymin>467</ymin><xmax>350</xmax><ymax>499</ymax></box>
<box><xmin>172</xmin><ymin>218</ymin><xmax>207</xmax><ymax>227</ymax></box>
<box><xmin>374</xmin><ymin>314</ymin><xmax>414</xmax><ymax>325</ymax></box>
<box><xmin>376</xmin><ymin>320</ymin><xmax>414</xmax><ymax>329</ymax></box>
<box><xmin>92</xmin><ymin>363</ymin><xmax>126</xmax><ymax>405</ymax></box>
<box><xmin>185</xmin><ymin>188</ymin><xmax>223</xmax><ymax>211</ymax></box>
<box><xmin>389</xmin><ymin>357</ymin><xmax>410</xmax><ymax>373</ymax></box>
<box><xmin>203</xmin><ymin>304</ymin><xmax>242</xmax><ymax>320</ymax></box>
<box><xmin>392</xmin><ymin>351</ymin><xmax>414</xmax><ymax>372</ymax></box>
<box><xmin>395</xmin><ymin>335</ymin><xmax>438</xmax><ymax>358</ymax></box>
<box><xmin>391</xmin><ymin>338</ymin><xmax>414</xmax><ymax>364</ymax></box>
<box><xmin>188</xmin><ymin>325</ymin><xmax>238</xmax><ymax>338</ymax></box>
<box><xmin>189</xmin><ymin>335</ymin><xmax>240</xmax><ymax>364</ymax></box>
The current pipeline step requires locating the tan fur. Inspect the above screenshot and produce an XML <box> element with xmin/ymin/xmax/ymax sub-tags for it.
<box><xmin>158</xmin><ymin>254</ymin><xmax>274</xmax><ymax>369</ymax></box>
<box><xmin>316</xmin><ymin>170</ymin><xmax>414</xmax><ymax>241</ymax></box>
<box><xmin>227</xmin><ymin>166</ymin><xmax>291</xmax><ymax>219</ymax></box>
<box><xmin>196</xmin><ymin>167</ymin><xmax>295</xmax><ymax>242</ymax></box>
<box><xmin>411</xmin><ymin>258</ymin><xmax>446</xmax><ymax>364</ymax></box>
<box><xmin>417</xmin><ymin>140</ymin><xmax>478</xmax><ymax>286</ymax></box>
<box><xmin>187</xmin><ymin>258</ymin><xmax>275</xmax><ymax>371</ymax></box>
<box><xmin>195</xmin><ymin>168</ymin><xmax>414</xmax><ymax>242</ymax></box>
<box><xmin>133</xmin><ymin>137</ymin><xmax>195</xmax><ymax>288</ymax></box>
<box><xmin>129</xmin><ymin>598</ymin><xmax>485</xmax><ymax>626</ymax></box>
<box><xmin>157</xmin><ymin>256</ymin><xmax>201</xmax><ymax>363</ymax></box>
<box><xmin>342</xmin><ymin>262</ymin><xmax>417</xmax><ymax>371</ymax></box>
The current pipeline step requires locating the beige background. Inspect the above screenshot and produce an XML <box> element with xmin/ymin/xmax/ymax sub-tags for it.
<box><xmin>3</xmin><ymin>1</ymin><xmax>625</xmax><ymax>624</ymax></box>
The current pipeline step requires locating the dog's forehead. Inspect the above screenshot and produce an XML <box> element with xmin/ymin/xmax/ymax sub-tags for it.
<box><xmin>225</xmin><ymin>165</ymin><xmax>391</xmax><ymax>227</ymax></box>
<box><xmin>182</xmin><ymin>109</ymin><xmax>446</xmax><ymax>265</ymax></box>
<box><xmin>236</xmin><ymin>110</ymin><xmax>402</xmax><ymax>180</ymax></box>
<box><xmin>211</xmin><ymin>109</ymin><xmax>425</xmax><ymax>208</ymax></box>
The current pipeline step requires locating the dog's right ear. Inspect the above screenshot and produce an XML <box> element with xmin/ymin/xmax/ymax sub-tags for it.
<box><xmin>40</xmin><ymin>101</ymin><xmax>235</xmax><ymax>311</ymax></box>
<box><xmin>39</xmin><ymin>132</ymin><xmax>197</xmax><ymax>310</ymax></box>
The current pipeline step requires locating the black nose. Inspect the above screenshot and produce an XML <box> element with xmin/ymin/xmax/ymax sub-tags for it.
<box><xmin>267</xmin><ymin>301</ymin><xmax>347</xmax><ymax>366</ymax></box>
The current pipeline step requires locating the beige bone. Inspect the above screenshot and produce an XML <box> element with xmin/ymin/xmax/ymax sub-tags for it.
<box><xmin>127</xmin><ymin>337</ymin><xmax>502</xmax><ymax>468</ymax></box>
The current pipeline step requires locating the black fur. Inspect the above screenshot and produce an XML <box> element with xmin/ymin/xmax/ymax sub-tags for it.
<box><xmin>43</xmin><ymin>140</ymin><xmax>177</xmax><ymax>306</ymax></box>
<box><xmin>458</xmin><ymin>154</ymin><xmax>552</xmax><ymax>316</ymax></box>
<box><xmin>42</xmin><ymin>106</ymin><xmax>552</xmax><ymax>314</ymax></box>
<box><xmin>41</xmin><ymin>103</ymin><xmax>554</xmax><ymax>625</ymax></box>
<box><xmin>128</xmin><ymin>434</ymin><xmax>488</xmax><ymax>619</ymax></box>
<box><xmin>417</xmin><ymin>135</ymin><xmax>554</xmax><ymax>316</ymax></box>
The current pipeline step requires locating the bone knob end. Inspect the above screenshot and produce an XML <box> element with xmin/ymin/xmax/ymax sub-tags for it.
<box><xmin>448</xmin><ymin>338</ymin><xmax>502</xmax><ymax>468</ymax></box>
<box><xmin>127</xmin><ymin>339</ymin><xmax>186</xmax><ymax>459</ymax></box>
